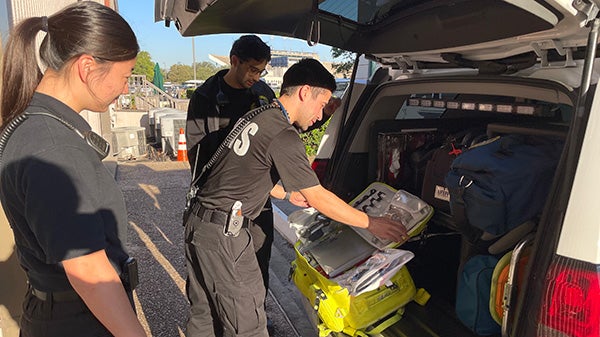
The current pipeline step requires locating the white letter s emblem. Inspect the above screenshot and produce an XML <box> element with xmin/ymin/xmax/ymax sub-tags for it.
<box><xmin>233</xmin><ymin>123</ymin><xmax>258</xmax><ymax>156</ymax></box>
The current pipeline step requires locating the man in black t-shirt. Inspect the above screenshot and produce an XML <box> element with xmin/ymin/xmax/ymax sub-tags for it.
<box><xmin>185</xmin><ymin>37</ymin><xmax>339</xmax><ymax>336</ymax></box>
<box><xmin>184</xmin><ymin>59</ymin><xmax>408</xmax><ymax>337</ymax></box>
<box><xmin>185</xmin><ymin>35</ymin><xmax>300</xmax><ymax>337</ymax></box>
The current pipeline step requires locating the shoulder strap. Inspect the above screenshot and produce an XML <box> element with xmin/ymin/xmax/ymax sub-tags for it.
<box><xmin>184</xmin><ymin>102</ymin><xmax>280</xmax><ymax>215</ymax></box>
<box><xmin>191</xmin><ymin>79</ymin><xmax>276</xmax><ymax>183</ymax></box>
<box><xmin>250</xmin><ymin>81</ymin><xmax>276</xmax><ymax>104</ymax></box>
<box><xmin>192</xmin><ymin>74</ymin><xmax>221</xmax><ymax>136</ymax></box>
<box><xmin>190</xmin><ymin>101</ymin><xmax>280</xmax><ymax>188</ymax></box>
<box><xmin>201</xmin><ymin>77</ymin><xmax>222</xmax><ymax>135</ymax></box>
<box><xmin>0</xmin><ymin>112</ymin><xmax>109</xmax><ymax>166</ymax></box>
<box><xmin>0</xmin><ymin>114</ymin><xmax>29</xmax><ymax>164</ymax></box>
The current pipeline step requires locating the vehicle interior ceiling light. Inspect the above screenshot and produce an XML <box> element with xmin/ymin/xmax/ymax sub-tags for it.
<box><xmin>407</xmin><ymin>98</ymin><xmax>543</xmax><ymax>115</ymax></box>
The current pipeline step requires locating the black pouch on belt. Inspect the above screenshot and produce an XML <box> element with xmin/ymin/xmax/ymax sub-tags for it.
<box><xmin>121</xmin><ymin>257</ymin><xmax>139</xmax><ymax>291</ymax></box>
<box><xmin>183</xmin><ymin>187</ymin><xmax>199</xmax><ymax>225</ymax></box>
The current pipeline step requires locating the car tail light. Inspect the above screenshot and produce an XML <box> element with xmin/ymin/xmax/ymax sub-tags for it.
<box><xmin>538</xmin><ymin>255</ymin><xmax>600</xmax><ymax>337</ymax></box>
<box><xmin>311</xmin><ymin>158</ymin><xmax>329</xmax><ymax>183</ymax></box>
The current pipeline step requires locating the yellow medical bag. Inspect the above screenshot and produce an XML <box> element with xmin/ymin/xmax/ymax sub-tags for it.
<box><xmin>289</xmin><ymin>182</ymin><xmax>432</xmax><ymax>336</ymax></box>
<box><xmin>291</xmin><ymin>243</ymin><xmax>417</xmax><ymax>336</ymax></box>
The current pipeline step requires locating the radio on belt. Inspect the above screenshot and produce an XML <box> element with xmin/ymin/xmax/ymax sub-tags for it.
<box><xmin>224</xmin><ymin>201</ymin><xmax>244</xmax><ymax>237</ymax></box>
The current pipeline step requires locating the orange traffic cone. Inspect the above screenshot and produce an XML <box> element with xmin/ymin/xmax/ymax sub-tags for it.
<box><xmin>177</xmin><ymin>128</ymin><xmax>188</xmax><ymax>162</ymax></box>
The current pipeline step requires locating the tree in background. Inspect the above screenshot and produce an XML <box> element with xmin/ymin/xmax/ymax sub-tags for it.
<box><xmin>167</xmin><ymin>62</ymin><xmax>227</xmax><ymax>83</ymax></box>
<box><xmin>133</xmin><ymin>51</ymin><xmax>155</xmax><ymax>79</ymax></box>
<box><xmin>195</xmin><ymin>61</ymin><xmax>227</xmax><ymax>80</ymax></box>
<box><xmin>300</xmin><ymin>120</ymin><xmax>329</xmax><ymax>158</ymax></box>
<box><xmin>167</xmin><ymin>63</ymin><xmax>194</xmax><ymax>83</ymax></box>
<box><xmin>331</xmin><ymin>47</ymin><xmax>356</xmax><ymax>78</ymax></box>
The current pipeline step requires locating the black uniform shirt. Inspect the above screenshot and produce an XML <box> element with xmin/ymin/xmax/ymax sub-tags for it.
<box><xmin>197</xmin><ymin>105</ymin><xmax>320</xmax><ymax>220</ymax></box>
<box><xmin>0</xmin><ymin>93</ymin><xmax>129</xmax><ymax>291</ymax></box>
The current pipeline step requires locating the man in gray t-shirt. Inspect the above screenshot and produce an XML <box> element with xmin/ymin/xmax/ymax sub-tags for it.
<box><xmin>184</xmin><ymin>59</ymin><xmax>407</xmax><ymax>337</ymax></box>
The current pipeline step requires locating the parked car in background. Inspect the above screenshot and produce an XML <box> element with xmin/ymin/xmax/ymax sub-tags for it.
<box><xmin>182</xmin><ymin>79</ymin><xmax>205</xmax><ymax>89</ymax></box>
<box><xmin>163</xmin><ymin>83</ymin><xmax>183</xmax><ymax>98</ymax></box>
<box><xmin>156</xmin><ymin>1</ymin><xmax>600</xmax><ymax>336</ymax></box>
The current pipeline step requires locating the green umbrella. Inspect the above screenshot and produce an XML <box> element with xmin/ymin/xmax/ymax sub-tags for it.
<box><xmin>152</xmin><ymin>62</ymin><xmax>164</xmax><ymax>91</ymax></box>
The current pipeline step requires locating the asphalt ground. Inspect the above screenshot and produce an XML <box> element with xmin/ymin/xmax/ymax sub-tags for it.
<box><xmin>112</xmin><ymin>159</ymin><xmax>318</xmax><ymax>337</ymax></box>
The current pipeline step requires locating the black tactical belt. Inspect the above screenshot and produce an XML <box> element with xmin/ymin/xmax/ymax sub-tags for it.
<box><xmin>30</xmin><ymin>258</ymin><xmax>138</xmax><ymax>302</ymax></box>
<box><xmin>30</xmin><ymin>287</ymin><xmax>80</xmax><ymax>302</ymax></box>
<box><xmin>194</xmin><ymin>205</ymin><xmax>250</xmax><ymax>228</ymax></box>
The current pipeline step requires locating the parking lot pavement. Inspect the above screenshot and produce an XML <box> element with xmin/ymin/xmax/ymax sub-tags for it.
<box><xmin>113</xmin><ymin>159</ymin><xmax>317</xmax><ymax>337</ymax></box>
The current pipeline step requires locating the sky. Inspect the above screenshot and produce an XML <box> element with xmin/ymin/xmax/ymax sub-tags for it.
<box><xmin>118</xmin><ymin>0</ymin><xmax>336</xmax><ymax>70</ymax></box>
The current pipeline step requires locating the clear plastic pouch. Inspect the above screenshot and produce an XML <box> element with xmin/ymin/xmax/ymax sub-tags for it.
<box><xmin>351</xmin><ymin>183</ymin><xmax>434</xmax><ymax>249</ymax></box>
<box><xmin>332</xmin><ymin>248</ymin><xmax>415</xmax><ymax>296</ymax></box>
<box><xmin>384</xmin><ymin>189</ymin><xmax>434</xmax><ymax>233</ymax></box>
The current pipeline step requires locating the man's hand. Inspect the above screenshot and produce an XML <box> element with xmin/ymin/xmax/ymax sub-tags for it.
<box><xmin>323</xmin><ymin>97</ymin><xmax>342</xmax><ymax>117</ymax></box>
<box><xmin>289</xmin><ymin>191</ymin><xmax>310</xmax><ymax>207</ymax></box>
<box><xmin>367</xmin><ymin>216</ymin><xmax>409</xmax><ymax>243</ymax></box>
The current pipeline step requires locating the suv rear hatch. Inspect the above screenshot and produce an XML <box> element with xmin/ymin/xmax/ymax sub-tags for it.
<box><xmin>156</xmin><ymin>0</ymin><xmax>593</xmax><ymax>70</ymax></box>
<box><xmin>155</xmin><ymin>1</ymin><xmax>600</xmax><ymax>336</ymax></box>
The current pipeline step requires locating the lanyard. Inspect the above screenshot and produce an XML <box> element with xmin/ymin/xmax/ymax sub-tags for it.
<box><xmin>275</xmin><ymin>99</ymin><xmax>290</xmax><ymax>123</ymax></box>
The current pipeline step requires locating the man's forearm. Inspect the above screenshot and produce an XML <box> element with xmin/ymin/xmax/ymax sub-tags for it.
<box><xmin>270</xmin><ymin>184</ymin><xmax>286</xmax><ymax>199</ymax></box>
<box><xmin>300</xmin><ymin>185</ymin><xmax>369</xmax><ymax>228</ymax></box>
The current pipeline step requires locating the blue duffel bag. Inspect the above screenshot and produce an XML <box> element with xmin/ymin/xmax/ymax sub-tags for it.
<box><xmin>445</xmin><ymin>134</ymin><xmax>563</xmax><ymax>237</ymax></box>
<box><xmin>456</xmin><ymin>254</ymin><xmax>500</xmax><ymax>335</ymax></box>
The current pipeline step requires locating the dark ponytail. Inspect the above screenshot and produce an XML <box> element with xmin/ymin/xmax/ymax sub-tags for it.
<box><xmin>1</xmin><ymin>1</ymin><xmax>139</xmax><ymax>128</ymax></box>
<box><xmin>1</xmin><ymin>17</ymin><xmax>44</xmax><ymax>128</ymax></box>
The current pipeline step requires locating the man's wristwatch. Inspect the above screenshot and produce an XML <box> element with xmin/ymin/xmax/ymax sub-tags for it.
<box><xmin>284</xmin><ymin>191</ymin><xmax>291</xmax><ymax>200</ymax></box>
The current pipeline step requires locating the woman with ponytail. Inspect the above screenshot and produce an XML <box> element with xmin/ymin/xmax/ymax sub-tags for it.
<box><xmin>0</xmin><ymin>2</ymin><xmax>146</xmax><ymax>336</ymax></box>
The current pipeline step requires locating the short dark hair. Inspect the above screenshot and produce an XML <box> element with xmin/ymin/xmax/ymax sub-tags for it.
<box><xmin>280</xmin><ymin>58</ymin><xmax>336</xmax><ymax>95</ymax></box>
<box><xmin>230</xmin><ymin>35</ymin><xmax>271</xmax><ymax>63</ymax></box>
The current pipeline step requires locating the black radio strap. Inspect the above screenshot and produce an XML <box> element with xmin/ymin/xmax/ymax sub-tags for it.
<box><xmin>191</xmin><ymin>102</ymin><xmax>279</xmax><ymax>187</ymax></box>
<box><xmin>0</xmin><ymin>112</ymin><xmax>110</xmax><ymax>166</ymax></box>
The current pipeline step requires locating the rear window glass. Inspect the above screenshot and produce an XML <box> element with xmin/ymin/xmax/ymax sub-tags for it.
<box><xmin>318</xmin><ymin>0</ymin><xmax>560</xmax><ymax>28</ymax></box>
<box><xmin>319</xmin><ymin>0</ymin><xmax>425</xmax><ymax>25</ymax></box>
